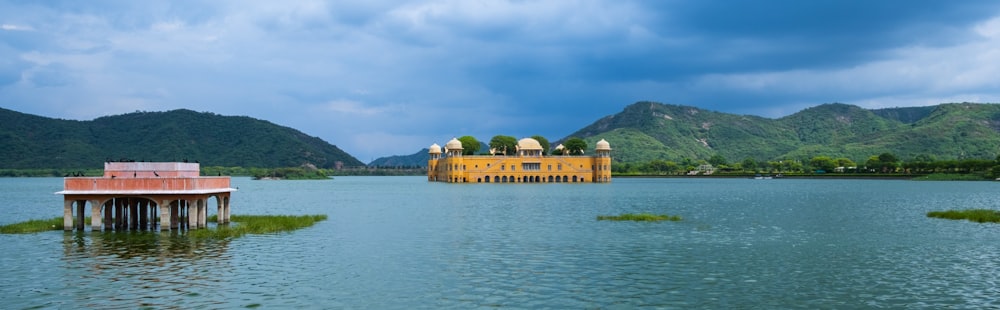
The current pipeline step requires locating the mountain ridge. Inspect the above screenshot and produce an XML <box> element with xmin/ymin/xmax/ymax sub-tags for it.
<box><xmin>0</xmin><ymin>108</ymin><xmax>364</xmax><ymax>169</ymax></box>
<box><xmin>372</xmin><ymin>101</ymin><xmax>1000</xmax><ymax>166</ymax></box>
<box><xmin>566</xmin><ymin>101</ymin><xmax>1000</xmax><ymax>163</ymax></box>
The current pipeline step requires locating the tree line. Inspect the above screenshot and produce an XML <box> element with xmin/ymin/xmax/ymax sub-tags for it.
<box><xmin>614</xmin><ymin>152</ymin><xmax>1000</xmax><ymax>178</ymax></box>
<box><xmin>454</xmin><ymin>135</ymin><xmax>588</xmax><ymax>156</ymax></box>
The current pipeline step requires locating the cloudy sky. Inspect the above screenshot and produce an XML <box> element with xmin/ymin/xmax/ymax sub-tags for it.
<box><xmin>3</xmin><ymin>1</ymin><xmax>1000</xmax><ymax>162</ymax></box>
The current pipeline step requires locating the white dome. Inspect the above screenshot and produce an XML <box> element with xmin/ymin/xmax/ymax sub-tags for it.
<box><xmin>428</xmin><ymin>143</ymin><xmax>442</xmax><ymax>154</ymax></box>
<box><xmin>595</xmin><ymin>139</ymin><xmax>611</xmax><ymax>151</ymax></box>
<box><xmin>445</xmin><ymin>138</ymin><xmax>463</xmax><ymax>150</ymax></box>
<box><xmin>554</xmin><ymin>144</ymin><xmax>565</xmax><ymax>150</ymax></box>
<box><xmin>517</xmin><ymin>138</ymin><xmax>543</xmax><ymax>150</ymax></box>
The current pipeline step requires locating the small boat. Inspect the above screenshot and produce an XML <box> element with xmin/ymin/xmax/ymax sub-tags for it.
<box><xmin>751</xmin><ymin>174</ymin><xmax>773</xmax><ymax>180</ymax></box>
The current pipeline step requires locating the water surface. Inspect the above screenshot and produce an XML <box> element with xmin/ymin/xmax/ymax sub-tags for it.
<box><xmin>2</xmin><ymin>177</ymin><xmax>999</xmax><ymax>308</ymax></box>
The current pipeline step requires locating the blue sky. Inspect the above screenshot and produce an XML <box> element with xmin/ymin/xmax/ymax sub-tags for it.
<box><xmin>3</xmin><ymin>1</ymin><xmax>1000</xmax><ymax>162</ymax></box>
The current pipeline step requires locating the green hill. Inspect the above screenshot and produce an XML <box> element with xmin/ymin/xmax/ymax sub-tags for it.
<box><xmin>0</xmin><ymin>108</ymin><xmax>364</xmax><ymax>169</ymax></box>
<box><xmin>368</xmin><ymin>148</ymin><xmax>430</xmax><ymax>168</ymax></box>
<box><xmin>563</xmin><ymin>101</ymin><xmax>1000</xmax><ymax>164</ymax></box>
<box><xmin>368</xmin><ymin>142</ymin><xmax>493</xmax><ymax>167</ymax></box>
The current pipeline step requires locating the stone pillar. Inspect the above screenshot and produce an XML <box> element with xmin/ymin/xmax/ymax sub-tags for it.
<box><xmin>104</xmin><ymin>201</ymin><xmax>113</xmax><ymax>230</ymax></box>
<box><xmin>198</xmin><ymin>199</ymin><xmax>207</xmax><ymax>228</ymax></box>
<box><xmin>217</xmin><ymin>196</ymin><xmax>226</xmax><ymax>224</ymax></box>
<box><xmin>223</xmin><ymin>196</ymin><xmax>231</xmax><ymax>223</ymax></box>
<box><xmin>129</xmin><ymin>199</ymin><xmax>139</xmax><ymax>230</ymax></box>
<box><xmin>91</xmin><ymin>200</ymin><xmax>103</xmax><ymax>231</ymax></box>
<box><xmin>115</xmin><ymin>198</ymin><xmax>124</xmax><ymax>230</ymax></box>
<box><xmin>160</xmin><ymin>200</ymin><xmax>172</xmax><ymax>231</ymax></box>
<box><xmin>187</xmin><ymin>200</ymin><xmax>197</xmax><ymax>228</ymax></box>
<box><xmin>138</xmin><ymin>200</ymin><xmax>147</xmax><ymax>230</ymax></box>
<box><xmin>170</xmin><ymin>201</ymin><xmax>179</xmax><ymax>230</ymax></box>
<box><xmin>63</xmin><ymin>200</ymin><xmax>74</xmax><ymax>231</ymax></box>
<box><xmin>76</xmin><ymin>200</ymin><xmax>86</xmax><ymax>231</ymax></box>
<box><xmin>150</xmin><ymin>203</ymin><xmax>158</xmax><ymax>229</ymax></box>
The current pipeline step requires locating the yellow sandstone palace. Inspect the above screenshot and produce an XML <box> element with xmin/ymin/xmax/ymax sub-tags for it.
<box><xmin>428</xmin><ymin>137</ymin><xmax>611</xmax><ymax>183</ymax></box>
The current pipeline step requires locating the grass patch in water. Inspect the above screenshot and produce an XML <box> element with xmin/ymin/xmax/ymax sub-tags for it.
<box><xmin>0</xmin><ymin>217</ymin><xmax>62</xmax><ymax>233</ymax></box>
<box><xmin>597</xmin><ymin>213</ymin><xmax>681</xmax><ymax>222</ymax></box>
<box><xmin>189</xmin><ymin>214</ymin><xmax>328</xmax><ymax>239</ymax></box>
<box><xmin>927</xmin><ymin>209</ymin><xmax>1000</xmax><ymax>223</ymax></box>
<box><xmin>0</xmin><ymin>214</ymin><xmax>327</xmax><ymax>238</ymax></box>
<box><xmin>912</xmin><ymin>173</ymin><xmax>988</xmax><ymax>181</ymax></box>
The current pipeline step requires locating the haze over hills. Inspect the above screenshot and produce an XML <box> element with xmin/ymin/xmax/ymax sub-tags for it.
<box><xmin>375</xmin><ymin>101</ymin><xmax>1000</xmax><ymax>166</ymax></box>
<box><xmin>0</xmin><ymin>108</ymin><xmax>364</xmax><ymax>169</ymax></box>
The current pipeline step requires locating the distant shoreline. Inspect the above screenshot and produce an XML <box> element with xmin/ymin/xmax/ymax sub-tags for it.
<box><xmin>0</xmin><ymin>170</ymin><xmax>991</xmax><ymax>181</ymax></box>
<box><xmin>613</xmin><ymin>173</ymin><xmax>993</xmax><ymax>181</ymax></box>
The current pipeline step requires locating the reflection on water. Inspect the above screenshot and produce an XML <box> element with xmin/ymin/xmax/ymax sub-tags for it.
<box><xmin>58</xmin><ymin>231</ymin><xmax>232</xmax><ymax>309</ymax></box>
<box><xmin>63</xmin><ymin>231</ymin><xmax>230</xmax><ymax>260</ymax></box>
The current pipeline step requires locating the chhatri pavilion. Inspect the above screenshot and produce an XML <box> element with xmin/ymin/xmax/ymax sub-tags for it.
<box><xmin>56</xmin><ymin>161</ymin><xmax>236</xmax><ymax>231</ymax></box>
<box><xmin>427</xmin><ymin>137</ymin><xmax>611</xmax><ymax>183</ymax></box>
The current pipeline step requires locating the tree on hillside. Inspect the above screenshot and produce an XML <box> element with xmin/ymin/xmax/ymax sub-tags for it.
<box><xmin>742</xmin><ymin>157</ymin><xmax>757</xmax><ymax>172</ymax></box>
<box><xmin>867</xmin><ymin>152</ymin><xmax>899</xmax><ymax>173</ymax></box>
<box><xmin>834</xmin><ymin>158</ymin><xmax>856</xmax><ymax>169</ymax></box>
<box><xmin>489</xmin><ymin>135</ymin><xmax>517</xmax><ymax>155</ymax></box>
<box><xmin>458</xmin><ymin>136</ymin><xmax>481</xmax><ymax>155</ymax></box>
<box><xmin>709</xmin><ymin>154</ymin><xmax>728</xmax><ymax>166</ymax></box>
<box><xmin>563</xmin><ymin>137</ymin><xmax>587</xmax><ymax>155</ymax></box>
<box><xmin>531</xmin><ymin>135</ymin><xmax>550</xmax><ymax>155</ymax></box>
<box><xmin>915</xmin><ymin>154</ymin><xmax>937</xmax><ymax>163</ymax></box>
<box><xmin>646</xmin><ymin>159</ymin><xmax>679</xmax><ymax>174</ymax></box>
<box><xmin>878</xmin><ymin>152</ymin><xmax>898</xmax><ymax>164</ymax></box>
<box><xmin>810</xmin><ymin>156</ymin><xmax>837</xmax><ymax>172</ymax></box>
<box><xmin>777</xmin><ymin>159</ymin><xmax>804</xmax><ymax>173</ymax></box>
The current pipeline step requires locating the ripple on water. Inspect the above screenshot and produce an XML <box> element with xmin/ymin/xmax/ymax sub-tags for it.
<box><xmin>6</xmin><ymin>177</ymin><xmax>1000</xmax><ymax>308</ymax></box>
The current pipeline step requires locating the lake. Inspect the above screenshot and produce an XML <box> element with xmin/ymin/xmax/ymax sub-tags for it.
<box><xmin>2</xmin><ymin>176</ymin><xmax>999</xmax><ymax>308</ymax></box>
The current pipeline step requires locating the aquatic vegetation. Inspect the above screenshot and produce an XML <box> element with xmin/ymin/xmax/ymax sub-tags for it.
<box><xmin>926</xmin><ymin>209</ymin><xmax>1000</xmax><ymax>223</ymax></box>
<box><xmin>0</xmin><ymin>214</ymin><xmax>328</xmax><ymax>237</ymax></box>
<box><xmin>912</xmin><ymin>173</ymin><xmax>988</xmax><ymax>181</ymax></box>
<box><xmin>0</xmin><ymin>217</ymin><xmax>62</xmax><ymax>233</ymax></box>
<box><xmin>597</xmin><ymin>213</ymin><xmax>681</xmax><ymax>222</ymax></box>
<box><xmin>189</xmin><ymin>214</ymin><xmax>328</xmax><ymax>239</ymax></box>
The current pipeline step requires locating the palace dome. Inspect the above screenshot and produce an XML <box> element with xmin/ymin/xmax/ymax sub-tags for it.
<box><xmin>428</xmin><ymin>143</ymin><xmax>441</xmax><ymax>154</ymax></box>
<box><xmin>445</xmin><ymin>138</ymin><xmax>463</xmax><ymax>150</ymax></box>
<box><xmin>517</xmin><ymin>138</ymin><xmax>543</xmax><ymax>150</ymax></box>
<box><xmin>595</xmin><ymin>139</ymin><xmax>611</xmax><ymax>151</ymax></box>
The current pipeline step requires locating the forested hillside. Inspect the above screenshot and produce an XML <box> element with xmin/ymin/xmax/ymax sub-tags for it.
<box><xmin>565</xmin><ymin>101</ymin><xmax>1000</xmax><ymax>164</ymax></box>
<box><xmin>367</xmin><ymin>148</ymin><xmax>429</xmax><ymax>168</ymax></box>
<box><xmin>0</xmin><ymin>108</ymin><xmax>364</xmax><ymax>169</ymax></box>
